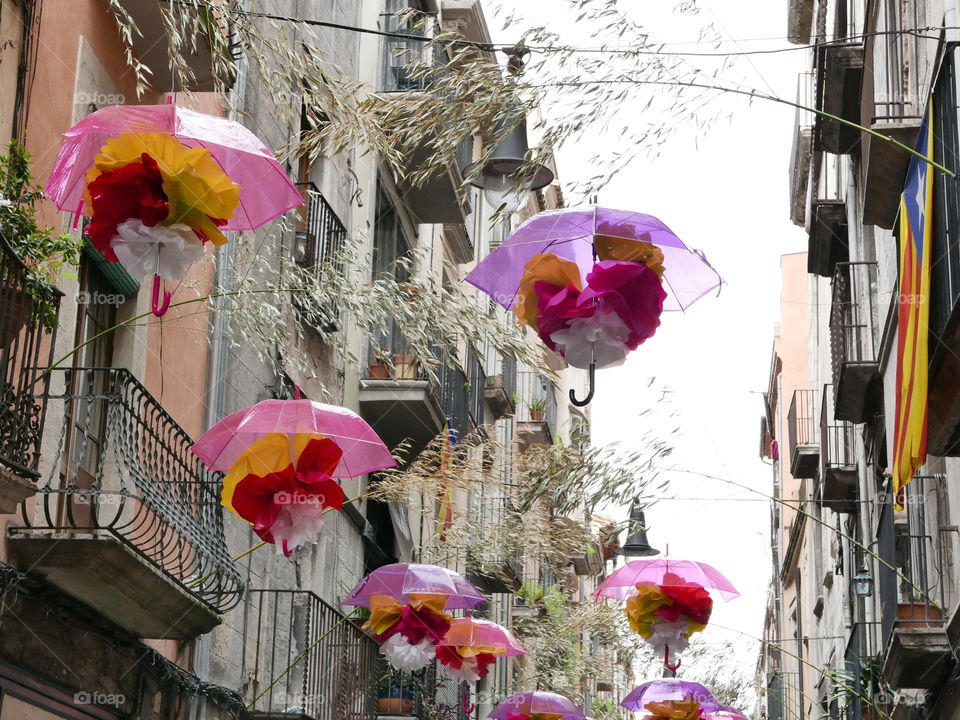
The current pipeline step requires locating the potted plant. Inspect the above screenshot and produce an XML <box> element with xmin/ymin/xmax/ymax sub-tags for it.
<box><xmin>897</xmin><ymin>601</ymin><xmax>943</xmax><ymax>627</ymax></box>
<box><xmin>513</xmin><ymin>579</ymin><xmax>546</xmax><ymax>619</ymax></box>
<box><xmin>393</xmin><ymin>352</ymin><xmax>417</xmax><ymax>379</ymax></box>
<box><xmin>486</xmin><ymin>374</ymin><xmax>503</xmax><ymax>389</ymax></box>
<box><xmin>368</xmin><ymin>349</ymin><xmax>391</xmax><ymax>379</ymax></box>
<box><xmin>376</xmin><ymin>671</ymin><xmax>414</xmax><ymax>714</ymax></box>
<box><xmin>528</xmin><ymin>397</ymin><xmax>547</xmax><ymax>422</ymax></box>
<box><xmin>0</xmin><ymin>142</ymin><xmax>83</xmax><ymax>338</ymax></box>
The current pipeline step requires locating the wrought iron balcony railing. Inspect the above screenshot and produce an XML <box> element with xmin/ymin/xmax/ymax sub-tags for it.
<box><xmin>244</xmin><ymin>590</ymin><xmax>378</xmax><ymax>720</ymax></box>
<box><xmin>17</xmin><ymin>367</ymin><xmax>242</xmax><ymax>614</ymax></box>
<box><xmin>787</xmin><ymin>389</ymin><xmax>819</xmax><ymax>479</ymax></box>
<box><xmin>830</xmin><ymin>262</ymin><xmax>880</xmax><ymax>422</ymax></box>
<box><xmin>516</xmin><ymin>370</ymin><xmax>558</xmax><ymax>440</ymax></box>
<box><xmin>467</xmin><ymin>345</ymin><xmax>486</xmax><ymax>429</ymax></box>
<box><xmin>292</xmin><ymin>182</ymin><xmax>347</xmax><ymax>330</ymax></box>
<box><xmin>0</xmin><ymin>232</ymin><xmax>62</xmax><ymax>481</ymax></box>
<box><xmin>376</xmin><ymin>660</ymin><xmax>469</xmax><ymax>720</ymax></box>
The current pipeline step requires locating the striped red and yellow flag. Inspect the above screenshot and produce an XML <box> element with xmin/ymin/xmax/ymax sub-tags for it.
<box><xmin>437</xmin><ymin>422</ymin><xmax>456</xmax><ymax>541</ymax></box>
<box><xmin>892</xmin><ymin>99</ymin><xmax>934</xmax><ymax>509</ymax></box>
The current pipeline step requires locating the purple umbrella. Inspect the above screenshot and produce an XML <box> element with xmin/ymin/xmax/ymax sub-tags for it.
<box><xmin>621</xmin><ymin>679</ymin><xmax>723</xmax><ymax>713</ymax></box>
<box><xmin>704</xmin><ymin>707</ymin><xmax>751</xmax><ymax>720</ymax></box>
<box><xmin>466</xmin><ymin>205</ymin><xmax>722</xmax><ymax>405</ymax></box>
<box><xmin>466</xmin><ymin>205</ymin><xmax>722</xmax><ymax>314</ymax></box>
<box><xmin>489</xmin><ymin>691</ymin><xmax>586</xmax><ymax>720</ymax></box>
<box><xmin>342</xmin><ymin>563</ymin><xmax>486</xmax><ymax>610</ymax></box>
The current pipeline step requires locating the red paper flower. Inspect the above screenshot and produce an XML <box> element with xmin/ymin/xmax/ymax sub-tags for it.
<box><xmin>231</xmin><ymin>437</ymin><xmax>346</xmax><ymax>556</ymax></box>
<box><xmin>435</xmin><ymin>645</ymin><xmax>497</xmax><ymax>677</ymax></box>
<box><xmin>376</xmin><ymin>603</ymin><xmax>452</xmax><ymax>646</ymax></box>
<box><xmin>581</xmin><ymin>260</ymin><xmax>666</xmax><ymax>350</ymax></box>
<box><xmin>533</xmin><ymin>280</ymin><xmax>594</xmax><ymax>352</ymax></box>
<box><xmin>86</xmin><ymin>153</ymin><xmax>169</xmax><ymax>262</ymax></box>
<box><xmin>657</xmin><ymin>583</ymin><xmax>714</xmax><ymax>626</ymax></box>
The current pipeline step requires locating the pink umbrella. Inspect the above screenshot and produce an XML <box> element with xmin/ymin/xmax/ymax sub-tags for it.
<box><xmin>440</xmin><ymin>618</ymin><xmax>526</xmax><ymax>655</ymax></box>
<box><xmin>191</xmin><ymin>399</ymin><xmax>395</xmax><ymax>478</ymax></box>
<box><xmin>489</xmin><ymin>691</ymin><xmax>586</xmax><ymax>720</ymax></box>
<box><xmin>596</xmin><ymin>558</ymin><xmax>740</xmax><ymax>602</ymax></box>
<box><xmin>704</xmin><ymin>707</ymin><xmax>750</xmax><ymax>720</ymax></box>
<box><xmin>343</xmin><ymin>563</ymin><xmax>486</xmax><ymax>610</ymax></box>
<box><xmin>621</xmin><ymin>679</ymin><xmax>723</xmax><ymax>713</ymax></box>
<box><xmin>45</xmin><ymin>104</ymin><xmax>302</xmax><ymax>315</ymax></box>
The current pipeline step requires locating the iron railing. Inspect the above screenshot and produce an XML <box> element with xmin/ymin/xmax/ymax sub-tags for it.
<box><xmin>376</xmin><ymin>661</ymin><xmax>469</xmax><ymax>720</ymax></box>
<box><xmin>19</xmin><ymin>367</ymin><xmax>242</xmax><ymax>612</ymax></box>
<box><xmin>381</xmin><ymin>12</ymin><xmax>447</xmax><ymax>92</ymax></box>
<box><xmin>467</xmin><ymin>346</ymin><xmax>486</xmax><ymax>428</ymax></box>
<box><xmin>293</xmin><ymin>182</ymin><xmax>347</xmax><ymax>329</ymax></box>
<box><xmin>515</xmin><ymin>371</ymin><xmax>557</xmax><ymax>438</ymax></box>
<box><xmin>820</xmin><ymin>385</ymin><xmax>856</xmax><ymax>472</ymax></box>
<box><xmin>469</xmin><ymin>493</ymin><xmax>524</xmax><ymax>578</ymax></box>
<box><xmin>500</xmin><ymin>353</ymin><xmax>517</xmax><ymax>408</ymax></box>
<box><xmin>830</xmin><ymin>262</ymin><xmax>879</xmax><ymax>377</ymax></box>
<box><xmin>244</xmin><ymin>590</ymin><xmax>378</xmax><ymax>720</ymax></box>
<box><xmin>0</xmin><ymin>232</ymin><xmax>62</xmax><ymax>479</ymax></box>
<box><xmin>788</xmin><ymin>389</ymin><xmax>819</xmax><ymax>450</ymax></box>
<box><xmin>872</xmin><ymin>0</ymin><xmax>922</xmax><ymax>122</ymax></box>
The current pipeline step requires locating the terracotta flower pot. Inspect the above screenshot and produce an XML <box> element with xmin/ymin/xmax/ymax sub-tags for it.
<box><xmin>376</xmin><ymin>697</ymin><xmax>413</xmax><ymax>714</ymax></box>
<box><xmin>897</xmin><ymin>602</ymin><xmax>943</xmax><ymax>627</ymax></box>
<box><xmin>393</xmin><ymin>354</ymin><xmax>417</xmax><ymax>380</ymax></box>
<box><xmin>529</xmin><ymin>409</ymin><xmax>544</xmax><ymax>422</ymax></box>
<box><xmin>368</xmin><ymin>361</ymin><xmax>391</xmax><ymax>379</ymax></box>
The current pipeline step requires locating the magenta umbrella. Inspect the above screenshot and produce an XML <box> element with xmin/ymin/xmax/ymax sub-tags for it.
<box><xmin>466</xmin><ymin>206</ymin><xmax>722</xmax><ymax>313</ymax></box>
<box><xmin>45</xmin><ymin>104</ymin><xmax>302</xmax><ymax>229</ymax></box>
<box><xmin>704</xmin><ymin>707</ymin><xmax>751</xmax><ymax>720</ymax></box>
<box><xmin>596</xmin><ymin>558</ymin><xmax>740</xmax><ymax>602</ymax></box>
<box><xmin>489</xmin><ymin>691</ymin><xmax>586</xmax><ymax>720</ymax></box>
<box><xmin>342</xmin><ymin>563</ymin><xmax>486</xmax><ymax>611</ymax></box>
<box><xmin>621</xmin><ymin>679</ymin><xmax>723</xmax><ymax>713</ymax></box>
<box><xmin>191</xmin><ymin>399</ymin><xmax>395</xmax><ymax>478</ymax></box>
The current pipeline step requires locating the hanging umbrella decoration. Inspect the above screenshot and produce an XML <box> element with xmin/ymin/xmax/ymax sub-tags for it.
<box><xmin>466</xmin><ymin>206</ymin><xmax>722</xmax><ymax>405</ymax></box>
<box><xmin>489</xmin><ymin>691</ymin><xmax>587</xmax><ymax>720</ymax></box>
<box><xmin>45</xmin><ymin>104</ymin><xmax>302</xmax><ymax>316</ymax></box>
<box><xmin>621</xmin><ymin>679</ymin><xmax>723</xmax><ymax>720</ymax></box>
<box><xmin>704</xmin><ymin>707</ymin><xmax>751</xmax><ymax>720</ymax></box>
<box><xmin>596</xmin><ymin>558</ymin><xmax>739</xmax><ymax>670</ymax></box>
<box><xmin>191</xmin><ymin>397</ymin><xmax>396</xmax><ymax>556</ymax></box>
<box><xmin>436</xmin><ymin>617</ymin><xmax>526</xmax><ymax>682</ymax></box>
<box><xmin>343</xmin><ymin>563</ymin><xmax>487</xmax><ymax>671</ymax></box>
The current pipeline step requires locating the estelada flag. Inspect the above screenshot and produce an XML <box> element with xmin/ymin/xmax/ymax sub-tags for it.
<box><xmin>892</xmin><ymin>99</ymin><xmax>934</xmax><ymax>509</ymax></box>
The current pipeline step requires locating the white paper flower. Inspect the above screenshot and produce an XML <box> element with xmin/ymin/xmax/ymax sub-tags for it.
<box><xmin>380</xmin><ymin>634</ymin><xmax>436</xmax><ymax>672</ymax></box>
<box><xmin>269</xmin><ymin>503</ymin><xmax>326</xmax><ymax>556</ymax></box>
<box><xmin>549</xmin><ymin>306</ymin><xmax>632</xmax><ymax>369</ymax></box>
<box><xmin>110</xmin><ymin>219</ymin><xmax>204</xmax><ymax>280</ymax></box>
<box><xmin>443</xmin><ymin>657</ymin><xmax>483</xmax><ymax>683</ymax></box>
<box><xmin>647</xmin><ymin>618</ymin><xmax>692</xmax><ymax>658</ymax></box>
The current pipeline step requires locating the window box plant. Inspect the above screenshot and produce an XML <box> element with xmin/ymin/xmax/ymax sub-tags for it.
<box><xmin>528</xmin><ymin>397</ymin><xmax>547</xmax><ymax>422</ymax></box>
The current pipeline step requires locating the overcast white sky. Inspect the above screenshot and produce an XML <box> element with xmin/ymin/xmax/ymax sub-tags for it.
<box><xmin>489</xmin><ymin>0</ymin><xmax>811</xmax><ymax>688</ymax></box>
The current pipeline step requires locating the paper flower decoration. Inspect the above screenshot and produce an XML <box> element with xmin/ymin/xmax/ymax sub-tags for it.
<box><xmin>112</xmin><ymin>219</ymin><xmax>205</xmax><ymax>280</ymax></box>
<box><xmin>624</xmin><ymin>576</ymin><xmax>713</xmax><ymax>657</ymax></box>
<box><xmin>643</xmin><ymin>698</ymin><xmax>704</xmax><ymax>720</ymax></box>
<box><xmin>85</xmin><ymin>133</ymin><xmax>240</xmax><ymax>245</ymax></box>
<box><xmin>515</xmin><ymin>254</ymin><xmax>667</xmax><ymax>369</ymax></box>
<box><xmin>363</xmin><ymin>594</ymin><xmax>453</xmax><ymax>671</ymax></box>
<box><xmin>222</xmin><ymin>433</ymin><xmax>346</xmax><ymax>556</ymax></box>
<box><xmin>436</xmin><ymin>617</ymin><xmax>526</xmax><ymax>682</ymax></box>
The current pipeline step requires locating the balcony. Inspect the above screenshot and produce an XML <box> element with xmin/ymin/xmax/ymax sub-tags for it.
<box><xmin>787</xmin><ymin>0</ymin><xmax>813</xmax><ymax>44</ymax></box>
<box><xmin>819</xmin><ymin>386</ymin><xmax>858</xmax><ymax>513</ymax></box>
<box><xmin>571</xmin><ymin>539</ymin><xmax>604</xmax><ymax>576</ymax></box>
<box><xmin>7</xmin><ymin>368</ymin><xmax>242</xmax><ymax>639</ymax></box>
<box><xmin>787</xmin><ymin>390</ymin><xmax>819</xmax><ymax>479</ymax></box>
<box><xmin>243</xmin><ymin>590</ymin><xmax>378</xmax><ymax>720</ymax></box>
<box><xmin>515</xmin><ymin>371</ymin><xmax>557</xmax><ymax>448</ymax></box>
<box><xmin>374</xmin><ymin>661</ymin><xmax>469</xmax><ymax>720</ymax></box>
<box><xmin>0</xmin><ymin>233</ymin><xmax>62</xmax><ymax>512</ymax></box>
<box><xmin>484</xmin><ymin>353</ymin><xmax>516</xmax><ymax>420</ymax></box>
<box><xmin>113</xmin><ymin>0</ymin><xmax>235</xmax><ymax>92</ymax></box>
<box><xmin>400</xmin><ymin>135</ymin><xmax>474</xmax><ymax>227</ymax></box>
<box><xmin>292</xmin><ymin>182</ymin><xmax>347</xmax><ymax>332</ymax></box>
<box><xmin>814</xmin><ymin>46</ymin><xmax>864</xmax><ymax>155</ymax></box>
<box><xmin>859</xmin><ymin>3</ymin><xmax>923</xmax><ymax>228</ymax></box>
<box><xmin>807</xmin><ymin>153</ymin><xmax>849</xmax><ymax>277</ymax></box>
<box><xmin>466</xmin><ymin>494</ymin><xmax>523</xmax><ymax>593</ymax></box>
<box><xmin>788</xmin><ymin>73</ymin><xmax>814</xmax><ymax>227</ymax></box>
<box><xmin>830</xmin><ymin>262</ymin><xmax>880</xmax><ymax>423</ymax></box>
<box><xmin>359</xmin><ymin>332</ymin><xmax>473</xmax><ymax>457</ymax></box>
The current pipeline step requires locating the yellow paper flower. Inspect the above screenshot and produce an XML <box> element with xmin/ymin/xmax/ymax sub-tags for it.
<box><xmin>362</xmin><ymin>593</ymin><xmax>452</xmax><ymax>636</ymax></box>
<box><xmin>594</xmin><ymin>235</ymin><xmax>666</xmax><ymax>278</ymax></box>
<box><xmin>85</xmin><ymin>133</ymin><xmax>240</xmax><ymax>246</ymax></box>
<box><xmin>221</xmin><ymin>433</ymin><xmax>324</xmax><ymax>516</ymax></box>
<box><xmin>456</xmin><ymin>644</ymin><xmax>507</xmax><ymax>658</ymax></box>
<box><xmin>643</xmin><ymin>698</ymin><xmax>702</xmax><ymax>720</ymax></box>
<box><xmin>514</xmin><ymin>253</ymin><xmax>583</xmax><ymax>330</ymax></box>
<box><xmin>625</xmin><ymin>583</ymin><xmax>670</xmax><ymax>638</ymax></box>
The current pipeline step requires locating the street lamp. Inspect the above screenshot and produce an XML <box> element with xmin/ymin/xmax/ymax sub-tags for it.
<box><xmin>852</xmin><ymin>564</ymin><xmax>874</xmax><ymax>597</ymax></box>
<box><xmin>618</xmin><ymin>500</ymin><xmax>660</xmax><ymax>557</ymax></box>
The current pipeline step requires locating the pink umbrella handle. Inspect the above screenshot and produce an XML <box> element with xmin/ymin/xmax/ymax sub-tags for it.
<box><xmin>664</xmin><ymin>644</ymin><xmax>681</xmax><ymax>672</ymax></box>
<box><xmin>151</xmin><ymin>275</ymin><xmax>171</xmax><ymax>317</ymax></box>
<box><xmin>463</xmin><ymin>693</ymin><xmax>475</xmax><ymax>714</ymax></box>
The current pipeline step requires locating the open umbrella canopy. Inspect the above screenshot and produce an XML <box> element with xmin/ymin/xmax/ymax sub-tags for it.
<box><xmin>342</xmin><ymin>563</ymin><xmax>486</xmax><ymax>611</ymax></box>
<box><xmin>191</xmin><ymin>399</ymin><xmax>395</xmax><ymax>478</ymax></box>
<box><xmin>489</xmin><ymin>691</ymin><xmax>586</xmax><ymax>720</ymax></box>
<box><xmin>621</xmin><ymin>679</ymin><xmax>723</xmax><ymax>713</ymax></box>
<box><xmin>45</xmin><ymin>103</ymin><xmax>302</xmax><ymax>230</ymax></box>
<box><xmin>440</xmin><ymin>618</ymin><xmax>527</xmax><ymax>656</ymax></box>
<box><xmin>704</xmin><ymin>707</ymin><xmax>751</xmax><ymax>720</ymax></box>
<box><xmin>466</xmin><ymin>205</ymin><xmax>722</xmax><ymax>313</ymax></box>
<box><xmin>596</xmin><ymin>558</ymin><xmax>740</xmax><ymax>602</ymax></box>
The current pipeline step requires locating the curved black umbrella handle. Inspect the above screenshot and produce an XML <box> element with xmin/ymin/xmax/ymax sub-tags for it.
<box><xmin>569</xmin><ymin>361</ymin><xmax>596</xmax><ymax>407</ymax></box>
